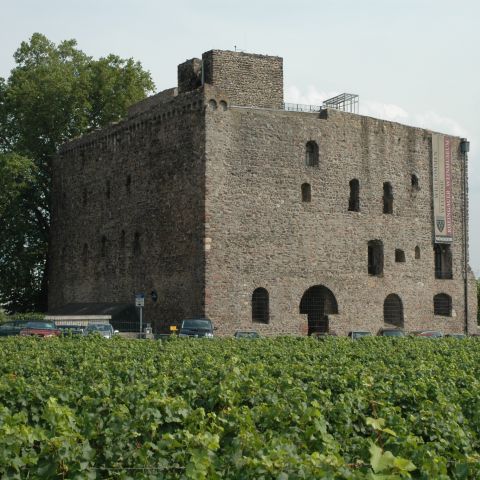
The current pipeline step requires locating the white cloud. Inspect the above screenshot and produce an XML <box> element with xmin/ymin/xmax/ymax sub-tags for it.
<box><xmin>285</xmin><ymin>85</ymin><xmax>337</xmax><ymax>107</ymax></box>
<box><xmin>411</xmin><ymin>111</ymin><xmax>467</xmax><ymax>138</ymax></box>
<box><xmin>361</xmin><ymin>101</ymin><xmax>409</xmax><ymax>123</ymax></box>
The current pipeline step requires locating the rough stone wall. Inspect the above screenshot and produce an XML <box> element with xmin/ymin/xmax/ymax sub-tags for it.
<box><xmin>127</xmin><ymin>87</ymin><xmax>177</xmax><ymax>116</ymax></box>
<box><xmin>468</xmin><ymin>272</ymin><xmax>478</xmax><ymax>333</ymax></box>
<box><xmin>202</xmin><ymin>50</ymin><xmax>283</xmax><ymax>109</ymax></box>
<box><xmin>50</xmin><ymin>90</ymin><xmax>206</xmax><ymax>331</ymax></box>
<box><xmin>204</xmin><ymin>98</ymin><xmax>477</xmax><ymax>336</ymax></box>
<box><xmin>178</xmin><ymin>58</ymin><xmax>203</xmax><ymax>94</ymax></box>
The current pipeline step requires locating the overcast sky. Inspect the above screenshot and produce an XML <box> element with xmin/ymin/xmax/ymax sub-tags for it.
<box><xmin>1</xmin><ymin>0</ymin><xmax>478</xmax><ymax>274</ymax></box>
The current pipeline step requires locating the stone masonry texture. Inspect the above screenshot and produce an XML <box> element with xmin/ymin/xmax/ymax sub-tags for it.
<box><xmin>49</xmin><ymin>49</ymin><xmax>478</xmax><ymax>336</ymax></box>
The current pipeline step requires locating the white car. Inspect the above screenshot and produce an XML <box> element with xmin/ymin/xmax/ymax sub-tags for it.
<box><xmin>83</xmin><ymin>323</ymin><xmax>118</xmax><ymax>339</ymax></box>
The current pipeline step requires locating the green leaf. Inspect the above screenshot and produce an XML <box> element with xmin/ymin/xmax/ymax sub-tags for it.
<box><xmin>366</xmin><ymin>417</ymin><xmax>386</xmax><ymax>430</ymax></box>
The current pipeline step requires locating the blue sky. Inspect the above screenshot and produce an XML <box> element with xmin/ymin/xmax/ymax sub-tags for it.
<box><xmin>1</xmin><ymin>0</ymin><xmax>478</xmax><ymax>274</ymax></box>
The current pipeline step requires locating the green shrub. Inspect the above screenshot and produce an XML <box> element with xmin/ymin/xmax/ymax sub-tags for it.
<box><xmin>8</xmin><ymin>312</ymin><xmax>45</xmax><ymax>322</ymax></box>
<box><xmin>0</xmin><ymin>337</ymin><xmax>479</xmax><ymax>478</ymax></box>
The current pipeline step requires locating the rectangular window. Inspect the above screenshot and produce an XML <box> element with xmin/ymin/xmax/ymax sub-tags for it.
<box><xmin>368</xmin><ymin>240</ymin><xmax>384</xmax><ymax>276</ymax></box>
<box><xmin>434</xmin><ymin>244</ymin><xmax>452</xmax><ymax>279</ymax></box>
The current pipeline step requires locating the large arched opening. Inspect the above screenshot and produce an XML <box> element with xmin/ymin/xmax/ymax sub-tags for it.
<box><xmin>300</xmin><ymin>285</ymin><xmax>338</xmax><ymax>335</ymax></box>
<box><xmin>383</xmin><ymin>294</ymin><xmax>404</xmax><ymax>328</ymax></box>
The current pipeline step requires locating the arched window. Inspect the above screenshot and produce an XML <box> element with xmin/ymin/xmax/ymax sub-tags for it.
<box><xmin>305</xmin><ymin>141</ymin><xmax>319</xmax><ymax>167</ymax></box>
<box><xmin>434</xmin><ymin>293</ymin><xmax>452</xmax><ymax>316</ymax></box>
<box><xmin>415</xmin><ymin>246</ymin><xmax>421</xmax><ymax>259</ymax></box>
<box><xmin>348</xmin><ymin>179</ymin><xmax>360</xmax><ymax>212</ymax></box>
<box><xmin>395</xmin><ymin>249</ymin><xmax>405</xmax><ymax>263</ymax></box>
<box><xmin>301</xmin><ymin>183</ymin><xmax>311</xmax><ymax>202</ymax></box>
<box><xmin>383</xmin><ymin>182</ymin><xmax>393</xmax><ymax>214</ymax></box>
<box><xmin>120</xmin><ymin>230</ymin><xmax>126</xmax><ymax>250</ymax></box>
<box><xmin>384</xmin><ymin>294</ymin><xmax>404</xmax><ymax>328</ymax></box>
<box><xmin>126</xmin><ymin>175</ymin><xmax>131</xmax><ymax>194</ymax></box>
<box><xmin>252</xmin><ymin>288</ymin><xmax>269</xmax><ymax>324</ymax></box>
<box><xmin>106</xmin><ymin>180</ymin><xmax>111</xmax><ymax>199</ymax></box>
<box><xmin>82</xmin><ymin>188</ymin><xmax>87</xmax><ymax>206</ymax></box>
<box><xmin>411</xmin><ymin>174</ymin><xmax>419</xmax><ymax>191</ymax></box>
<box><xmin>368</xmin><ymin>240</ymin><xmax>384</xmax><ymax>276</ymax></box>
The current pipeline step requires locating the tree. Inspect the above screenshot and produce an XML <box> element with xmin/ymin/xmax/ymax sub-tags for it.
<box><xmin>0</xmin><ymin>153</ymin><xmax>42</xmax><ymax>312</ymax></box>
<box><xmin>0</xmin><ymin>33</ymin><xmax>155</xmax><ymax>312</ymax></box>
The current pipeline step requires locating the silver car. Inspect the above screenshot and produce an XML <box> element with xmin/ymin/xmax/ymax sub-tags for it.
<box><xmin>83</xmin><ymin>323</ymin><xmax>118</xmax><ymax>339</ymax></box>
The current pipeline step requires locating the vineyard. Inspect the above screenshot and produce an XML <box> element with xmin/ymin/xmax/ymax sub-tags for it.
<box><xmin>1</xmin><ymin>336</ymin><xmax>480</xmax><ymax>479</ymax></box>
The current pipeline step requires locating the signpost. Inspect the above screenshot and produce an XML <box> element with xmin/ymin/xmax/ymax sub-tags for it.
<box><xmin>135</xmin><ymin>293</ymin><xmax>145</xmax><ymax>337</ymax></box>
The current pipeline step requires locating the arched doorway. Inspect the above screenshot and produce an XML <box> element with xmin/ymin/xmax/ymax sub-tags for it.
<box><xmin>383</xmin><ymin>294</ymin><xmax>404</xmax><ymax>328</ymax></box>
<box><xmin>300</xmin><ymin>285</ymin><xmax>338</xmax><ymax>335</ymax></box>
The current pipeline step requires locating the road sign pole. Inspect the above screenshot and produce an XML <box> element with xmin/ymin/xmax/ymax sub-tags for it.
<box><xmin>135</xmin><ymin>293</ymin><xmax>145</xmax><ymax>338</ymax></box>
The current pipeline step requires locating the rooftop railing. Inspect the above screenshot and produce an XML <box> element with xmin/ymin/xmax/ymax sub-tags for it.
<box><xmin>283</xmin><ymin>103</ymin><xmax>322</xmax><ymax>113</ymax></box>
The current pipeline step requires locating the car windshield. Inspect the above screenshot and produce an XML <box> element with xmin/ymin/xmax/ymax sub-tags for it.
<box><xmin>182</xmin><ymin>320</ymin><xmax>212</xmax><ymax>330</ymax></box>
<box><xmin>353</xmin><ymin>332</ymin><xmax>371</xmax><ymax>338</ymax></box>
<box><xmin>86</xmin><ymin>324</ymin><xmax>112</xmax><ymax>332</ymax></box>
<box><xmin>383</xmin><ymin>330</ymin><xmax>404</xmax><ymax>337</ymax></box>
<box><xmin>235</xmin><ymin>332</ymin><xmax>259</xmax><ymax>338</ymax></box>
<box><xmin>24</xmin><ymin>322</ymin><xmax>55</xmax><ymax>329</ymax></box>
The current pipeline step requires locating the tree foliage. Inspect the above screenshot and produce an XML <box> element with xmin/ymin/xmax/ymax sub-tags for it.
<box><xmin>0</xmin><ymin>153</ymin><xmax>42</xmax><ymax>312</ymax></box>
<box><xmin>0</xmin><ymin>33</ymin><xmax>155</xmax><ymax>312</ymax></box>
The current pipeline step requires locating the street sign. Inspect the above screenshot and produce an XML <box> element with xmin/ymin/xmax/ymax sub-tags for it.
<box><xmin>135</xmin><ymin>293</ymin><xmax>145</xmax><ymax>307</ymax></box>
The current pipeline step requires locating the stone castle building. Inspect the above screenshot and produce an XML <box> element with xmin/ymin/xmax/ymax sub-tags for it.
<box><xmin>49</xmin><ymin>50</ymin><xmax>478</xmax><ymax>335</ymax></box>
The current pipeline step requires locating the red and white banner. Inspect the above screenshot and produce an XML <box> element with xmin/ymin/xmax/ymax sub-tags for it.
<box><xmin>432</xmin><ymin>134</ymin><xmax>453</xmax><ymax>243</ymax></box>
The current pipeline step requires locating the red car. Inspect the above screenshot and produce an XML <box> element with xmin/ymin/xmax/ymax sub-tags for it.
<box><xmin>19</xmin><ymin>321</ymin><xmax>61</xmax><ymax>338</ymax></box>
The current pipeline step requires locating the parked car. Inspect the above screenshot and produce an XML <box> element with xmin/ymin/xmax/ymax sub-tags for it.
<box><xmin>348</xmin><ymin>331</ymin><xmax>372</xmax><ymax>340</ymax></box>
<box><xmin>19</xmin><ymin>321</ymin><xmax>61</xmax><ymax>338</ymax></box>
<box><xmin>179</xmin><ymin>318</ymin><xmax>214</xmax><ymax>338</ymax></box>
<box><xmin>234</xmin><ymin>330</ymin><xmax>260</xmax><ymax>339</ymax></box>
<box><xmin>445</xmin><ymin>333</ymin><xmax>466</xmax><ymax>339</ymax></box>
<box><xmin>0</xmin><ymin>320</ymin><xmax>30</xmax><ymax>337</ymax></box>
<box><xmin>58</xmin><ymin>325</ymin><xmax>84</xmax><ymax>336</ymax></box>
<box><xmin>83</xmin><ymin>323</ymin><xmax>118</xmax><ymax>339</ymax></box>
<box><xmin>410</xmin><ymin>330</ymin><xmax>444</xmax><ymax>338</ymax></box>
<box><xmin>378</xmin><ymin>328</ymin><xmax>405</xmax><ymax>337</ymax></box>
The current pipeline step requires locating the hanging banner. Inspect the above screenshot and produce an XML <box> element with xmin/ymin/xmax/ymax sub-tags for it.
<box><xmin>432</xmin><ymin>134</ymin><xmax>453</xmax><ymax>243</ymax></box>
